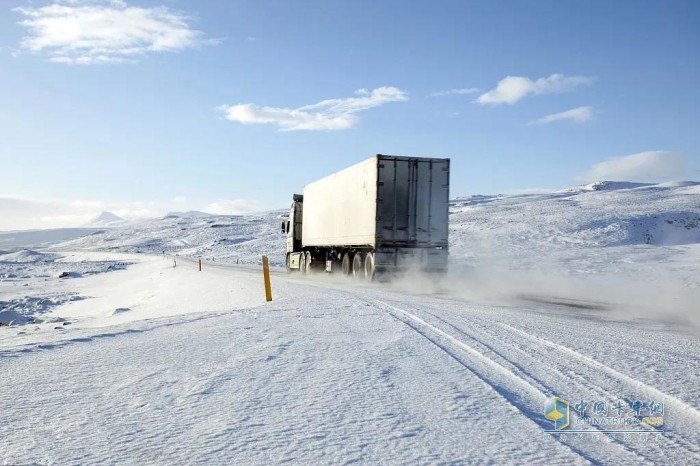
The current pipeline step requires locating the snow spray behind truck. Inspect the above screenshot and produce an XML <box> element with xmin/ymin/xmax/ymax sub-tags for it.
<box><xmin>282</xmin><ymin>154</ymin><xmax>450</xmax><ymax>279</ymax></box>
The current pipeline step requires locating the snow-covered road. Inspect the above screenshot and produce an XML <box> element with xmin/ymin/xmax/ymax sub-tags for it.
<box><xmin>1</xmin><ymin>254</ymin><xmax>698</xmax><ymax>465</ymax></box>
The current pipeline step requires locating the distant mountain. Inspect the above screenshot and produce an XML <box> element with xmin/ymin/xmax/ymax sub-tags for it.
<box><xmin>86</xmin><ymin>211</ymin><xmax>126</xmax><ymax>227</ymax></box>
<box><xmin>38</xmin><ymin>180</ymin><xmax>699</xmax><ymax>276</ymax></box>
<box><xmin>164</xmin><ymin>210</ymin><xmax>214</xmax><ymax>218</ymax></box>
<box><xmin>577</xmin><ymin>181</ymin><xmax>655</xmax><ymax>192</ymax></box>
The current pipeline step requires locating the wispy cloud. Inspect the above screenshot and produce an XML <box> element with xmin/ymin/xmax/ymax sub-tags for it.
<box><xmin>580</xmin><ymin>151</ymin><xmax>691</xmax><ymax>183</ymax></box>
<box><xmin>220</xmin><ymin>86</ymin><xmax>408</xmax><ymax>131</ymax></box>
<box><xmin>14</xmin><ymin>0</ymin><xmax>211</xmax><ymax>64</ymax></box>
<box><xmin>503</xmin><ymin>187</ymin><xmax>559</xmax><ymax>195</ymax></box>
<box><xmin>204</xmin><ymin>199</ymin><xmax>258</xmax><ymax>215</ymax></box>
<box><xmin>530</xmin><ymin>106</ymin><xmax>593</xmax><ymax>125</ymax></box>
<box><xmin>477</xmin><ymin>73</ymin><xmax>594</xmax><ymax>105</ymax></box>
<box><xmin>428</xmin><ymin>88</ymin><xmax>480</xmax><ymax>98</ymax></box>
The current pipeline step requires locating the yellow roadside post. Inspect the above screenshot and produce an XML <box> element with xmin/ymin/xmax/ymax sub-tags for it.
<box><xmin>198</xmin><ymin>258</ymin><xmax>202</xmax><ymax>271</ymax></box>
<box><xmin>262</xmin><ymin>256</ymin><xmax>272</xmax><ymax>302</ymax></box>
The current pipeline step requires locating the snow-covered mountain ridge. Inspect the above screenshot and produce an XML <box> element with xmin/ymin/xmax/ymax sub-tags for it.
<box><xmin>85</xmin><ymin>211</ymin><xmax>126</xmax><ymax>227</ymax></box>
<box><xmin>47</xmin><ymin>180</ymin><xmax>699</xmax><ymax>269</ymax></box>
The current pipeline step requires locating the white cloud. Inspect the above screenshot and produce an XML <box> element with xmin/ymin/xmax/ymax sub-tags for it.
<box><xmin>39</xmin><ymin>213</ymin><xmax>95</xmax><ymax>225</ymax></box>
<box><xmin>220</xmin><ymin>86</ymin><xmax>408</xmax><ymax>131</ymax></box>
<box><xmin>14</xmin><ymin>0</ymin><xmax>210</xmax><ymax>64</ymax></box>
<box><xmin>70</xmin><ymin>199</ymin><xmax>105</xmax><ymax>208</ymax></box>
<box><xmin>204</xmin><ymin>199</ymin><xmax>258</xmax><ymax>215</ymax></box>
<box><xmin>580</xmin><ymin>151</ymin><xmax>692</xmax><ymax>183</ymax></box>
<box><xmin>477</xmin><ymin>73</ymin><xmax>594</xmax><ymax>105</ymax></box>
<box><xmin>530</xmin><ymin>106</ymin><xmax>593</xmax><ymax>125</ymax></box>
<box><xmin>503</xmin><ymin>187</ymin><xmax>559</xmax><ymax>195</ymax></box>
<box><xmin>428</xmin><ymin>88</ymin><xmax>480</xmax><ymax>98</ymax></box>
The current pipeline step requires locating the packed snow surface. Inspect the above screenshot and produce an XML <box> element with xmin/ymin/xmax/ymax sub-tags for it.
<box><xmin>1</xmin><ymin>181</ymin><xmax>699</xmax><ymax>465</ymax></box>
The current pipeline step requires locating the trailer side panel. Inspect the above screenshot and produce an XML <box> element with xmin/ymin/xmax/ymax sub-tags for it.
<box><xmin>302</xmin><ymin>157</ymin><xmax>379</xmax><ymax>247</ymax></box>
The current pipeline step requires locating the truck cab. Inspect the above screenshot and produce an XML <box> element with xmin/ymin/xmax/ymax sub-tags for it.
<box><xmin>282</xmin><ymin>194</ymin><xmax>304</xmax><ymax>271</ymax></box>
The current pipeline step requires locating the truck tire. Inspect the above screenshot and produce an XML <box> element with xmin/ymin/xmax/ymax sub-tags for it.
<box><xmin>341</xmin><ymin>252</ymin><xmax>352</xmax><ymax>276</ymax></box>
<box><xmin>364</xmin><ymin>252</ymin><xmax>375</xmax><ymax>281</ymax></box>
<box><xmin>352</xmin><ymin>252</ymin><xmax>365</xmax><ymax>279</ymax></box>
<box><xmin>299</xmin><ymin>252</ymin><xmax>307</xmax><ymax>275</ymax></box>
<box><xmin>304</xmin><ymin>251</ymin><xmax>312</xmax><ymax>274</ymax></box>
<box><xmin>286</xmin><ymin>253</ymin><xmax>292</xmax><ymax>273</ymax></box>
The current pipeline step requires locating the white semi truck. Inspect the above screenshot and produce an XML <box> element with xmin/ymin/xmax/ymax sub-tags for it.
<box><xmin>282</xmin><ymin>154</ymin><xmax>450</xmax><ymax>279</ymax></box>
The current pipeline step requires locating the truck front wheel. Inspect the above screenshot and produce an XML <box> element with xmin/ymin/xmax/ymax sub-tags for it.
<box><xmin>304</xmin><ymin>251</ymin><xmax>312</xmax><ymax>274</ymax></box>
<box><xmin>341</xmin><ymin>252</ymin><xmax>352</xmax><ymax>275</ymax></box>
<box><xmin>300</xmin><ymin>252</ymin><xmax>307</xmax><ymax>275</ymax></box>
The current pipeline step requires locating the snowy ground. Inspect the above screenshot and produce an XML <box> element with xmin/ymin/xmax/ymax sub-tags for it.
<box><xmin>1</xmin><ymin>181</ymin><xmax>699</xmax><ymax>465</ymax></box>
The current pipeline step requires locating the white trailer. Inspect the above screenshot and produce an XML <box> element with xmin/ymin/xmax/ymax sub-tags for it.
<box><xmin>282</xmin><ymin>154</ymin><xmax>449</xmax><ymax>279</ymax></box>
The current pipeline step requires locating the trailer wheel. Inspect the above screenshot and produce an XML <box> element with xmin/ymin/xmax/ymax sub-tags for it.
<box><xmin>341</xmin><ymin>252</ymin><xmax>352</xmax><ymax>275</ymax></box>
<box><xmin>352</xmin><ymin>252</ymin><xmax>365</xmax><ymax>279</ymax></box>
<box><xmin>364</xmin><ymin>252</ymin><xmax>375</xmax><ymax>281</ymax></box>
<box><xmin>299</xmin><ymin>252</ymin><xmax>307</xmax><ymax>275</ymax></box>
<box><xmin>304</xmin><ymin>251</ymin><xmax>312</xmax><ymax>274</ymax></box>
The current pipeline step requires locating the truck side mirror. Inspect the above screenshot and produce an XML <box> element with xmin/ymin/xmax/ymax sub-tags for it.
<box><xmin>281</xmin><ymin>221</ymin><xmax>286</xmax><ymax>234</ymax></box>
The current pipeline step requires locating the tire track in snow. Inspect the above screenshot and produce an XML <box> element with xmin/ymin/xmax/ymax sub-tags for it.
<box><xmin>496</xmin><ymin>321</ymin><xmax>700</xmax><ymax>459</ymax></box>
<box><xmin>414</xmin><ymin>305</ymin><xmax>699</xmax><ymax>462</ymax></box>
<box><xmin>373</xmin><ymin>299</ymin><xmax>641</xmax><ymax>466</ymax></box>
<box><xmin>499</xmin><ymin>322</ymin><xmax>700</xmax><ymax>423</ymax></box>
<box><xmin>371</xmin><ymin>293</ymin><xmax>699</xmax><ymax>463</ymax></box>
<box><xmin>376</xmin><ymin>298</ymin><xmax>689</xmax><ymax>464</ymax></box>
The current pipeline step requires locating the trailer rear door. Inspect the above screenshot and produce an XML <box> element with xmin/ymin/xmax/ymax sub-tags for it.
<box><xmin>376</xmin><ymin>156</ymin><xmax>449</xmax><ymax>247</ymax></box>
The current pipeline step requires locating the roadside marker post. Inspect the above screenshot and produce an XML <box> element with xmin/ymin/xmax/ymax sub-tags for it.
<box><xmin>199</xmin><ymin>258</ymin><xmax>202</xmax><ymax>271</ymax></box>
<box><xmin>262</xmin><ymin>256</ymin><xmax>273</xmax><ymax>302</ymax></box>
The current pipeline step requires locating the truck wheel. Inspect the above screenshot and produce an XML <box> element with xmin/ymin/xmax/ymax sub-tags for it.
<box><xmin>299</xmin><ymin>252</ymin><xmax>307</xmax><ymax>275</ymax></box>
<box><xmin>286</xmin><ymin>253</ymin><xmax>292</xmax><ymax>273</ymax></box>
<box><xmin>352</xmin><ymin>252</ymin><xmax>365</xmax><ymax>279</ymax></box>
<box><xmin>364</xmin><ymin>252</ymin><xmax>375</xmax><ymax>280</ymax></box>
<box><xmin>304</xmin><ymin>251</ymin><xmax>312</xmax><ymax>274</ymax></box>
<box><xmin>341</xmin><ymin>252</ymin><xmax>352</xmax><ymax>275</ymax></box>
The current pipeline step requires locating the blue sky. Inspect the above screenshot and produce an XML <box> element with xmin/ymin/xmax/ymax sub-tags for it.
<box><xmin>0</xmin><ymin>0</ymin><xmax>698</xmax><ymax>229</ymax></box>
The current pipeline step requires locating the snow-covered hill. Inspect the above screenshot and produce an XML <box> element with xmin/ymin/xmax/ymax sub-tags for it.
<box><xmin>58</xmin><ymin>210</ymin><xmax>288</xmax><ymax>266</ymax></box>
<box><xmin>451</xmin><ymin>180</ymin><xmax>700</xmax><ymax>250</ymax></box>
<box><xmin>2</xmin><ymin>181</ymin><xmax>700</xmax><ymax>465</ymax></box>
<box><xmin>447</xmin><ymin>181</ymin><xmax>700</xmax><ymax>317</ymax></box>
<box><xmin>46</xmin><ymin>181</ymin><xmax>700</xmax><ymax>284</ymax></box>
<box><xmin>85</xmin><ymin>211</ymin><xmax>126</xmax><ymax>227</ymax></box>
